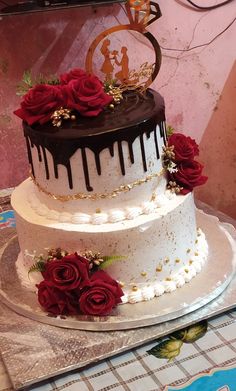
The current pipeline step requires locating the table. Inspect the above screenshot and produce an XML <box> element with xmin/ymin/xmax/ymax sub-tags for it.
<box><xmin>0</xmin><ymin>193</ymin><xmax>235</xmax><ymax>391</ymax></box>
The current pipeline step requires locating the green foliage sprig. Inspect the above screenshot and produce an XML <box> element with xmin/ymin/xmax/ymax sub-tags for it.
<box><xmin>28</xmin><ymin>258</ymin><xmax>46</xmax><ymax>275</ymax></box>
<box><xmin>16</xmin><ymin>70</ymin><xmax>60</xmax><ymax>96</ymax></box>
<box><xmin>99</xmin><ymin>255</ymin><xmax>126</xmax><ymax>270</ymax></box>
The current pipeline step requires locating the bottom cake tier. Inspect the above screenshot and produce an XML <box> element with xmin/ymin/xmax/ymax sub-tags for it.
<box><xmin>11</xmin><ymin>180</ymin><xmax>208</xmax><ymax>304</ymax></box>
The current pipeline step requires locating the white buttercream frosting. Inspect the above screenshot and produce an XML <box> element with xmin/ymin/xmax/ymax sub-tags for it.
<box><xmin>28</xmin><ymin>190</ymin><xmax>176</xmax><ymax>225</ymax></box>
<box><xmin>16</xmin><ymin>225</ymin><xmax>208</xmax><ymax>304</ymax></box>
<box><xmin>141</xmin><ymin>286</ymin><xmax>155</xmax><ymax>301</ymax></box>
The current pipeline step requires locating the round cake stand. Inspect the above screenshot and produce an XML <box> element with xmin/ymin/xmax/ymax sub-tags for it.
<box><xmin>0</xmin><ymin>209</ymin><xmax>235</xmax><ymax>331</ymax></box>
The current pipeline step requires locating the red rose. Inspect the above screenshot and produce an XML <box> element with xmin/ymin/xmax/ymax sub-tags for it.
<box><xmin>14</xmin><ymin>84</ymin><xmax>66</xmax><ymax>125</ymax></box>
<box><xmin>171</xmin><ymin>160</ymin><xmax>208</xmax><ymax>194</ymax></box>
<box><xmin>37</xmin><ymin>280</ymin><xmax>79</xmax><ymax>315</ymax></box>
<box><xmin>60</xmin><ymin>68</ymin><xmax>87</xmax><ymax>85</ymax></box>
<box><xmin>64</xmin><ymin>74</ymin><xmax>113</xmax><ymax>117</ymax></box>
<box><xmin>168</xmin><ymin>133</ymin><xmax>199</xmax><ymax>162</ymax></box>
<box><xmin>79</xmin><ymin>270</ymin><xmax>124</xmax><ymax>316</ymax></box>
<box><xmin>42</xmin><ymin>253</ymin><xmax>90</xmax><ymax>291</ymax></box>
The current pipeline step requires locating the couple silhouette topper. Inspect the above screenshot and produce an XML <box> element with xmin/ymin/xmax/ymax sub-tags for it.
<box><xmin>100</xmin><ymin>39</ymin><xmax>129</xmax><ymax>83</ymax></box>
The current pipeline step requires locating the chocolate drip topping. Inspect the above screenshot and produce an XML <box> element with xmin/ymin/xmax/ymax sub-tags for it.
<box><xmin>118</xmin><ymin>141</ymin><xmax>125</xmax><ymax>175</ymax></box>
<box><xmin>66</xmin><ymin>161</ymin><xmax>73</xmax><ymax>190</ymax></box>
<box><xmin>36</xmin><ymin>145</ymin><xmax>42</xmax><ymax>162</ymax></box>
<box><xmin>42</xmin><ymin>146</ymin><xmax>49</xmax><ymax>180</ymax></box>
<box><xmin>128</xmin><ymin>141</ymin><xmax>134</xmax><ymax>164</ymax></box>
<box><xmin>53</xmin><ymin>160</ymin><xmax>58</xmax><ymax>179</ymax></box>
<box><xmin>81</xmin><ymin>148</ymin><xmax>93</xmax><ymax>191</ymax></box>
<box><xmin>95</xmin><ymin>152</ymin><xmax>101</xmax><ymax>175</ymax></box>
<box><xmin>25</xmin><ymin>136</ymin><xmax>35</xmax><ymax>177</ymax></box>
<box><xmin>139</xmin><ymin>133</ymin><xmax>147</xmax><ymax>172</ymax></box>
<box><xmin>23</xmin><ymin>89</ymin><xmax>165</xmax><ymax>191</ymax></box>
<box><xmin>154</xmin><ymin>127</ymin><xmax>160</xmax><ymax>159</ymax></box>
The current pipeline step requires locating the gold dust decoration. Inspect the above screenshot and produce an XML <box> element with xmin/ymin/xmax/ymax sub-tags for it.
<box><xmin>162</xmin><ymin>145</ymin><xmax>178</xmax><ymax>174</ymax></box>
<box><xmin>51</xmin><ymin>108</ymin><xmax>73</xmax><ymax>127</ymax></box>
<box><xmin>151</xmin><ymin>192</ymin><xmax>156</xmax><ymax>201</ymax></box>
<box><xmin>132</xmin><ymin>285</ymin><xmax>138</xmax><ymax>291</ymax></box>
<box><xmin>164</xmin><ymin>257</ymin><xmax>169</xmax><ymax>264</ymax></box>
<box><xmin>175</xmin><ymin>258</ymin><xmax>180</xmax><ymax>263</ymax></box>
<box><xmin>30</xmin><ymin>168</ymin><xmax>164</xmax><ymax>202</ymax></box>
<box><xmin>195</xmin><ymin>252</ymin><xmax>199</xmax><ymax>256</ymax></box>
<box><xmin>156</xmin><ymin>265</ymin><xmax>162</xmax><ymax>272</ymax></box>
<box><xmin>187</xmin><ymin>249</ymin><xmax>191</xmax><ymax>253</ymax></box>
<box><xmin>189</xmin><ymin>260</ymin><xmax>193</xmax><ymax>265</ymax></box>
<box><xmin>195</xmin><ymin>239</ymin><xmax>198</xmax><ymax>244</ymax></box>
<box><xmin>167</xmin><ymin>181</ymin><xmax>183</xmax><ymax>194</ymax></box>
<box><xmin>165</xmin><ymin>277</ymin><xmax>172</xmax><ymax>281</ymax></box>
<box><xmin>85</xmin><ymin>0</ymin><xmax>162</xmax><ymax>91</ymax></box>
<box><xmin>105</xmin><ymin>84</ymin><xmax>124</xmax><ymax>104</ymax></box>
<box><xmin>184</xmin><ymin>269</ymin><xmax>189</xmax><ymax>273</ymax></box>
<box><xmin>119</xmin><ymin>281</ymin><xmax>125</xmax><ymax>288</ymax></box>
<box><xmin>141</xmin><ymin>271</ymin><xmax>147</xmax><ymax>277</ymax></box>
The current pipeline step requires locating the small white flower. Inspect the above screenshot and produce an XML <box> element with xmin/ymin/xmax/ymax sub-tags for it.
<box><xmin>167</xmin><ymin>161</ymin><xmax>178</xmax><ymax>173</ymax></box>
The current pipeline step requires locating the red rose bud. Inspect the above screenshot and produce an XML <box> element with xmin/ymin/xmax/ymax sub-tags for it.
<box><xmin>79</xmin><ymin>270</ymin><xmax>124</xmax><ymax>316</ymax></box>
<box><xmin>37</xmin><ymin>280</ymin><xmax>79</xmax><ymax>315</ymax></box>
<box><xmin>171</xmin><ymin>160</ymin><xmax>208</xmax><ymax>194</ymax></box>
<box><xmin>168</xmin><ymin>133</ymin><xmax>199</xmax><ymax>162</ymax></box>
<box><xmin>14</xmin><ymin>84</ymin><xmax>66</xmax><ymax>125</ymax></box>
<box><xmin>42</xmin><ymin>252</ymin><xmax>90</xmax><ymax>291</ymax></box>
<box><xmin>60</xmin><ymin>68</ymin><xmax>87</xmax><ymax>85</ymax></box>
<box><xmin>64</xmin><ymin>74</ymin><xmax>113</xmax><ymax>117</ymax></box>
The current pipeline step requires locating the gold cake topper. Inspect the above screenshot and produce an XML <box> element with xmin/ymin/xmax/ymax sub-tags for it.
<box><xmin>85</xmin><ymin>0</ymin><xmax>162</xmax><ymax>92</ymax></box>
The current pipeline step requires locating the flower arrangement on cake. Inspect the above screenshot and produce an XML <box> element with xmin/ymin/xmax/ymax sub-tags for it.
<box><xmin>30</xmin><ymin>248</ymin><xmax>125</xmax><ymax>316</ymax></box>
<box><xmin>14</xmin><ymin>68</ymin><xmax>115</xmax><ymax>126</ymax></box>
<box><xmin>163</xmin><ymin>132</ymin><xmax>208</xmax><ymax>195</ymax></box>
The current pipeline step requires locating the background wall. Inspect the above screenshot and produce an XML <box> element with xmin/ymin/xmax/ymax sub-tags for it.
<box><xmin>0</xmin><ymin>0</ymin><xmax>235</xmax><ymax>216</ymax></box>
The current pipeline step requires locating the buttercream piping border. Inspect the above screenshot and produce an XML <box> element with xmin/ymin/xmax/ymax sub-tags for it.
<box><xmin>121</xmin><ymin>229</ymin><xmax>208</xmax><ymax>304</ymax></box>
<box><xmin>16</xmin><ymin>230</ymin><xmax>208</xmax><ymax>304</ymax></box>
<box><xmin>30</xmin><ymin>168</ymin><xmax>165</xmax><ymax>201</ymax></box>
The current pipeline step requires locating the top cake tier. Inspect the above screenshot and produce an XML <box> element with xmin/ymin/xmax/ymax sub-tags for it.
<box><xmin>23</xmin><ymin>89</ymin><xmax>168</xmax><ymax>219</ymax></box>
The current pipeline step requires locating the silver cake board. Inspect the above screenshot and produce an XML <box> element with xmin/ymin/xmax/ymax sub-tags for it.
<box><xmin>0</xmin><ymin>210</ymin><xmax>235</xmax><ymax>389</ymax></box>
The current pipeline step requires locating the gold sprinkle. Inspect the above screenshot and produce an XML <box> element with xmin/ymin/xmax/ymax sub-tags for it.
<box><xmin>164</xmin><ymin>257</ymin><xmax>170</xmax><ymax>264</ymax></box>
<box><xmin>156</xmin><ymin>266</ymin><xmax>162</xmax><ymax>272</ymax></box>
<box><xmin>184</xmin><ymin>268</ymin><xmax>189</xmax><ymax>273</ymax></box>
<box><xmin>165</xmin><ymin>277</ymin><xmax>172</xmax><ymax>281</ymax></box>
<box><xmin>187</xmin><ymin>249</ymin><xmax>191</xmax><ymax>253</ymax></box>
<box><xmin>95</xmin><ymin>208</ymin><xmax>101</xmax><ymax>214</ymax></box>
<box><xmin>141</xmin><ymin>271</ymin><xmax>147</xmax><ymax>277</ymax></box>
<box><xmin>195</xmin><ymin>239</ymin><xmax>198</xmax><ymax>244</ymax></box>
<box><xmin>71</xmin><ymin>115</ymin><xmax>76</xmax><ymax>120</ymax></box>
<box><xmin>195</xmin><ymin>252</ymin><xmax>199</xmax><ymax>256</ymax></box>
<box><xmin>119</xmin><ymin>281</ymin><xmax>125</xmax><ymax>288</ymax></box>
<box><xmin>151</xmin><ymin>192</ymin><xmax>156</xmax><ymax>201</ymax></box>
<box><xmin>30</xmin><ymin>169</ymin><xmax>165</xmax><ymax>202</ymax></box>
<box><xmin>132</xmin><ymin>286</ymin><xmax>138</xmax><ymax>292</ymax></box>
<box><xmin>189</xmin><ymin>260</ymin><xmax>193</xmax><ymax>265</ymax></box>
<box><xmin>109</xmin><ymin>104</ymin><xmax>115</xmax><ymax>109</ymax></box>
<box><xmin>175</xmin><ymin>258</ymin><xmax>181</xmax><ymax>263</ymax></box>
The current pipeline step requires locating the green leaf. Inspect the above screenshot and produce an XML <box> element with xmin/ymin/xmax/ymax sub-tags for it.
<box><xmin>16</xmin><ymin>70</ymin><xmax>33</xmax><ymax>96</ymax></box>
<box><xmin>28</xmin><ymin>259</ymin><xmax>46</xmax><ymax>275</ymax></box>
<box><xmin>170</xmin><ymin>320</ymin><xmax>208</xmax><ymax>343</ymax></box>
<box><xmin>99</xmin><ymin>255</ymin><xmax>126</xmax><ymax>270</ymax></box>
<box><xmin>147</xmin><ymin>339</ymin><xmax>183</xmax><ymax>361</ymax></box>
<box><xmin>166</xmin><ymin>125</ymin><xmax>175</xmax><ymax>137</ymax></box>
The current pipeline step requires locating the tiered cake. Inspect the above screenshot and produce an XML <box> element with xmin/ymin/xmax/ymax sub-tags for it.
<box><xmin>12</xmin><ymin>88</ymin><xmax>208</xmax><ymax>306</ymax></box>
<box><xmin>11</xmin><ymin>0</ymin><xmax>208</xmax><ymax>316</ymax></box>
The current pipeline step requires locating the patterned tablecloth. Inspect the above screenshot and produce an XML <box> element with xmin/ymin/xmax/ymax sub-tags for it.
<box><xmin>0</xmin><ymin>192</ymin><xmax>236</xmax><ymax>391</ymax></box>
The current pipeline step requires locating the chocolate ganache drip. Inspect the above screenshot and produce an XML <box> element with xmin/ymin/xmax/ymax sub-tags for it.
<box><xmin>24</xmin><ymin>89</ymin><xmax>166</xmax><ymax>192</ymax></box>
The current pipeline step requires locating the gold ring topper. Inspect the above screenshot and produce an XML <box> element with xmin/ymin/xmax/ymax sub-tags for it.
<box><xmin>85</xmin><ymin>0</ymin><xmax>162</xmax><ymax>93</ymax></box>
